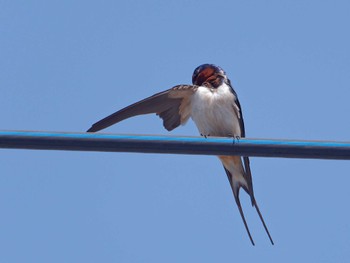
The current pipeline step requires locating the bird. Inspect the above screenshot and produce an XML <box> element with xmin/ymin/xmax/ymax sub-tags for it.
<box><xmin>87</xmin><ymin>64</ymin><xmax>273</xmax><ymax>245</ymax></box>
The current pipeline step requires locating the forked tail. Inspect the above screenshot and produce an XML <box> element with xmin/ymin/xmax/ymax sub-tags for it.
<box><xmin>253</xmin><ymin>200</ymin><xmax>274</xmax><ymax>245</ymax></box>
<box><xmin>223</xmin><ymin>166</ymin><xmax>274</xmax><ymax>245</ymax></box>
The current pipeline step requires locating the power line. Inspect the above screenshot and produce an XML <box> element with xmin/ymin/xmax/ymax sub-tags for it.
<box><xmin>1</xmin><ymin>130</ymin><xmax>350</xmax><ymax>160</ymax></box>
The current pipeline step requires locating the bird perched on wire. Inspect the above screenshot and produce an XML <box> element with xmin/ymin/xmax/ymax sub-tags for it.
<box><xmin>87</xmin><ymin>64</ymin><xmax>273</xmax><ymax>245</ymax></box>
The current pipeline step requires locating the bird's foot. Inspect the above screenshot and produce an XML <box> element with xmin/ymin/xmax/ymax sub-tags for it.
<box><xmin>227</xmin><ymin>134</ymin><xmax>240</xmax><ymax>144</ymax></box>
<box><xmin>201</xmin><ymin>133</ymin><xmax>210</xmax><ymax>139</ymax></box>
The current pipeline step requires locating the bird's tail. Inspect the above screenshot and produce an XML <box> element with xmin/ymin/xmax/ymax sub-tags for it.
<box><xmin>253</xmin><ymin>199</ymin><xmax>274</xmax><ymax>245</ymax></box>
<box><xmin>223</xmin><ymin>167</ymin><xmax>255</xmax><ymax>245</ymax></box>
<box><xmin>222</xmin><ymin>162</ymin><xmax>274</xmax><ymax>245</ymax></box>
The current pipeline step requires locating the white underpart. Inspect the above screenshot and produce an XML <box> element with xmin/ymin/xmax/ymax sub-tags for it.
<box><xmin>191</xmin><ymin>83</ymin><xmax>247</xmax><ymax>190</ymax></box>
<box><xmin>190</xmin><ymin>83</ymin><xmax>241</xmax><ymax>137</ymax></box>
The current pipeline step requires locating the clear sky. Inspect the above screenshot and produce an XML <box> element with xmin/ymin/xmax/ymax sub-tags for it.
<box><xmin>1</xmin><ymin>0</ymin><xmax>350</xmax><ymax>262</ymax></box>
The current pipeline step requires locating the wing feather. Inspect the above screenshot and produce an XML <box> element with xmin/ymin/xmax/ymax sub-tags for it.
<box><xmin>228</xmin><ymin>81</ymin><xmax>255</xmax><ymax>204</ymax></box>
<box><xmin>87</xmin><ymin>85</ymin><xmax>197</xmax><ymax>132</ymax></box>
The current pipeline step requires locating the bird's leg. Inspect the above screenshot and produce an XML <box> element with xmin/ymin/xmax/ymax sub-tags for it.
<box><xmin>201</xmin><ymin>133</ymin><xmax>210</xmax><ymax>138</ymax></box>
<box><xmin>228</xmin><ymin>134</ymin><xmax>240</xmax><ymax>144</ymax></box>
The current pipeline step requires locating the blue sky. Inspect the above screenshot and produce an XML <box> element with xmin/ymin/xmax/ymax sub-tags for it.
<box><xmin>1</xmin><ymin>0</ymin><xmax>350</xmax><ymax>262</ymax></box>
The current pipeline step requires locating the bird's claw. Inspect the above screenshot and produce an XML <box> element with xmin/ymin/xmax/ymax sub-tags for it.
<box><xmin>201</xmin><ymin>133</ymin><xmax>210</xmax><ymax>138</ymax></box>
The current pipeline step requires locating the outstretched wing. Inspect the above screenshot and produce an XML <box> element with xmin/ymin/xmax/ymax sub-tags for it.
<box><xmin>87</xmin><ymin>85</ymin><xmax>198</xmax><ymax>132</ymax></box>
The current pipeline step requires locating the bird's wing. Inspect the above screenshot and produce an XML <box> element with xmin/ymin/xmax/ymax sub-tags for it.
<box><xmin>229</xmin><ymin>84</ymin><xmax>255</xmax><ymax>202</ymax></box>
<box><xmin>87</xmin><ymin>85</ymin><xmax>198</xmax><ymax>132</ymax></box>
<box><xmin>229</xmin><ymin>82</ymin><xmax>274</xmax><ymax>245</ymax></box>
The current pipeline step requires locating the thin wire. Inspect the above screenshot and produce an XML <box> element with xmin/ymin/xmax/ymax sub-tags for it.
<box><xmin>1</xmin><ymin>130</ymin><xmax>350</xmax><ymax>160</ymax></box>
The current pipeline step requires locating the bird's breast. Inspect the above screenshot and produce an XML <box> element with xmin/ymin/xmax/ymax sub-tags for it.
<box><xmin>190</xmin><ymin>83</ymin><xmax>241</xmax><ymax>137</ymax></box>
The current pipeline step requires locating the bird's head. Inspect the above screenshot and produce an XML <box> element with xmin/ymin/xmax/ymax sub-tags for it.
<box><xmin>192</xmin><ymin>64</ymin><xmax>228</xmax><ymax>89</ymax></box>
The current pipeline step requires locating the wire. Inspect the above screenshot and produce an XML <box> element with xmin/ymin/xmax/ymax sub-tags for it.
<box><xmin>1</xmin><ymin>130</ymin><xmax>350</xmax><ymax>160</ymax></box>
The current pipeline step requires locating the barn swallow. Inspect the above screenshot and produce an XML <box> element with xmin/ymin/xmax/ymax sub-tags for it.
<box><xmin>87</xmin><ymin>64</ymin><xmax>273</xmax><ymax>245</ymax></box>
